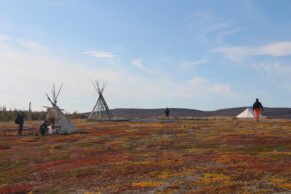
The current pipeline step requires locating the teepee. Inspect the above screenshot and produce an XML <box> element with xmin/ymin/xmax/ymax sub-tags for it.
<box><xmin>88</xmin><ymin>80</ymin><xmax>114</xmax><ymax>120</ymax></box>
<box><xmin>44</xmin><ymin>84</ymin><xmax>78</xmax><ymax>134</ymax></box>
<box><xmin>236</xmin><ymin>108</ymin><xmax>265</xmax><ymax>119</ymax></box>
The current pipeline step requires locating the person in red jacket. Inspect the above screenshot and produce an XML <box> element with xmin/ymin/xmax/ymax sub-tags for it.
<box><xmin>252</xmin><ymin>98</ymin><xmax>263</xmax><ymax>122</ymax></box>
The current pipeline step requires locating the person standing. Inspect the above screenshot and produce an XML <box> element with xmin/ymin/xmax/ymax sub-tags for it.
<box><xmin>15</xmin><ymin>111</ymin><xmax>24</xmax><ymax>136</ymax></box>
<box><xmin>252</xmin><ymin>98</ymin><xmax>263</xmax><ymax>122</ymax></box>
<box><xmin>165</xmin><ymin>107</ymin><xmax>170</xmax><ymax>119</ymax></box>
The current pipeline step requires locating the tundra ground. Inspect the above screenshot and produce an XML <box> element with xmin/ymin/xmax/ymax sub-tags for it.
<box><xmin>0</xmin><ymin>118</ymin><xmax>290</xmax><ymax>193</ymax></box>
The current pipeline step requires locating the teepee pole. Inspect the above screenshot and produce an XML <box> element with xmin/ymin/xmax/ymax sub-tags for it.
<box><xmin>55</xmin><ymin>83</ymin><xmax>63</xmax><ymax>102</ymax></box>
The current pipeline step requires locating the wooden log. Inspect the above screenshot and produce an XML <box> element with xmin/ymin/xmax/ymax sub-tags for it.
<box><xmin>2</xmin><ymin>128</ymin><xmax>37</xmax><ymax>136</ymax></box>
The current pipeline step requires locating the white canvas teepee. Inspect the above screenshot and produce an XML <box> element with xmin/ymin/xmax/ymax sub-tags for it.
<box><xmin>45</xmin><ymin>84</ymin><xmax>78</xmax><ymax>134</ymax></box>
<box><xmin>236</xmin><ymin>108</ymin><xmax>265</xmax><ymax>119</ymax></box>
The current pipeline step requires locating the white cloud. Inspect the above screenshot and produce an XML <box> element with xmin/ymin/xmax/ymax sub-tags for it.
<box><xmin>84</xmin><ymin>50</ymin><xmax>114</xmax><ymax>58</ymax></box>
<box><xmin>213</xmin><ymin>46</ymin><xmax>248</xmax><ymax>63</ymax></box>
<box><xmin>214</xmin><ymin>42</ymin><xmax>291</xmax><ymax>62</ymax></box>
<box><xmin>214</xmin><ymin>40</ymin><xmax>291</xmax><ymax>93</ymax></box>
<box><xmin>259</xmin><ymin>42</ymin><xmax>291</xmax><ymax>56</ymax></box>
<box><xmin>213</xmin><ymin>42</ymin><xmax>291</xmax><ymax>90</ymax></box>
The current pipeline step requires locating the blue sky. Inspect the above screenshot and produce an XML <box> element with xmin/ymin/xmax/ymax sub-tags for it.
<box><xmin>1</xmin><ymin>0</ymin><xmax>291</xmax><ymax>112</ymax></box>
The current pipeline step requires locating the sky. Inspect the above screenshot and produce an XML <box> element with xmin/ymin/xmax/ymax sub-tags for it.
<box><xmin>1</xmin><ymin>0</ymin><xmax>291</xmax><ymax>112</ymax></box>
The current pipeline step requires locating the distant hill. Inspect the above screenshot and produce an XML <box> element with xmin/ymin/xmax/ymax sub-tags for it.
<box><xmin>84</xmin><ymin>107</ymin><xmax>291</xmax><ymax>119</ymax></box>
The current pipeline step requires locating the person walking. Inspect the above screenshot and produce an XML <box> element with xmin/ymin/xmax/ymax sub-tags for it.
<box><xmin>252</xmin><ymin>98</ymin><xmax>263</xmax><ymax>122</ymax></box>
<box><xmin>165</xmin><ymin>107</ymin><xmax>170</xmax><ymax>119</ymax></box>
<box><xmin>15</xmin><ymin>111</ymin><xmax>24</xmax><ymax>136</ymax></box>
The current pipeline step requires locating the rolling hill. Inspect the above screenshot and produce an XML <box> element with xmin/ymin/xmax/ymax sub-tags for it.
<box><xmin>84</xmin><ymin>107</ymin><xmax>291</xmax><ymax>119</ymax></box>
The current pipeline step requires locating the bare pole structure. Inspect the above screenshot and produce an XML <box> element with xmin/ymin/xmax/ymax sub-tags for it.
<box><xmin>28</xmin><ymin>102</ymin><xmax>32</xmax><ymax>121</ymax></box>
<box><xmin>88</xmin><ymin>79</ymin><xmax>113</xmax><ymax>120</ymax></box>
<box><xmin>45</xmin><ymin>83</ymin><xmax>63</xmax><ymax>108</ymax></box>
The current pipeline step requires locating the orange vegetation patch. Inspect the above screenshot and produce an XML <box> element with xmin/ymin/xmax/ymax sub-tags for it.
<box><xmin>0</xmin><ymin>118</ymin><xmax>290</xmax><ymax>193</ymax></box>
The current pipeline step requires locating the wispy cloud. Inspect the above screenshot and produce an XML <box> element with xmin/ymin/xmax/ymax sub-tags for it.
<box><xmin>213</xmin><ymin>42</ymin><xmax>291</xmax><ymax>62</ymax></box>
<box><xmin>132</xmin><ymin>58</ymin><xmax>146</xmax><ymax>71</ymax></box>
<box><xmin>189</xmin><ymin>11</ymin><xmax>240</xmax><ymax>45</ymax></box>
<box><xmin>214</xmin><ymin>41</ymin><xmax>291</xmax><ymax>92</ymax></box>
<box><xmin>84</xmin><ymin>50</ymin><xmax>114</xmax><ymax>58</ymax></box>
<box><xmin>205</xmin><ymin>22</ymin><xmax>231</xmax><ymax>33</ymax></box>
<box><xmin>131</xmin><ymin>58</ymin><xmax>155</xmax><ymax>75</ymax></box>
<box><xmin>216</xmin><ymin>29</ymin><xmax>242</xmax><ymax>43</ymax></box>
<box><xmin>180</xmin><ymin>58</ymin><xmax>210</xmax><ymax>68</ymax></box>
<box><xmin>250</xmin><ymin>60</ymin><xmax>291</xmax><ymax>92</ymax></box>
<box><xmin>252</xmin><ymin>61</ymin><xmax>291</xmax><ymax>77</ymax></box>
<box><xmin>260</xmin><ymin>42</ymin><xmax>291</xmax><ymax>56</ymax></box>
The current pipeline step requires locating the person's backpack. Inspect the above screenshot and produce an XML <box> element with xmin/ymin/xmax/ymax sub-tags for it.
<box><xmin>15</xmin><ymin>116</ymin><xmax>20</xmax><ymax>124</ymax></box>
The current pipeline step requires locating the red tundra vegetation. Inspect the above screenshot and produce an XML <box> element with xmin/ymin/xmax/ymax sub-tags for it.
<box><xmin>0</xmin><ymin>117</ymin><xmax>290</xmax><ymax>193</ymax></box>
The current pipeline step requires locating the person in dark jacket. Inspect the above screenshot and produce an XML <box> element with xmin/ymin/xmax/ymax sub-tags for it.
<box><xmin>165</xmin><ymin>107</ymin><xmax>170</xmax><ymax>119</ymax></box>
<box><xmin>252</xmin><ymin>98</ymin><xmax>263</xmax><ymax>122</ymax></box>
<box><xmin>40</xmin><ymin>120</ymin><xmax>49</xmax><ymax>135</ymax></box>
<box><xmin>15</xmin><ymin>111</ymin><xmax>24</xmax><ymax>136</ymax></box>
